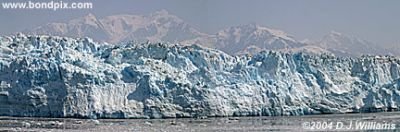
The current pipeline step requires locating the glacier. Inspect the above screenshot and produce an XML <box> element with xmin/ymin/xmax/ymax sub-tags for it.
<box><xmin>0</xmin><ymin>34</ymin><xmax>400</xmax><ymax>119</ymax></box>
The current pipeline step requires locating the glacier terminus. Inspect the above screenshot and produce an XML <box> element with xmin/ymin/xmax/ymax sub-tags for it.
<box><xmin>0</xmin><ymin>34</ymin><xmax>400</xmax><ymax>119</ymax></box>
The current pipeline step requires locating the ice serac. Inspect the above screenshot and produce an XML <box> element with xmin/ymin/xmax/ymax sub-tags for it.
<box><xmin>1</xmin><ymin>34</ymin><xmax>400</xmax><ymax>119</ymax></box>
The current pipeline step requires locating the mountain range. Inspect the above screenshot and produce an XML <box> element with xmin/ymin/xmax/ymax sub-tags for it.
<box><xmin>23</xmin><ymin>10</ymin><xmax>398</xmax><ymax>57</ymax></box>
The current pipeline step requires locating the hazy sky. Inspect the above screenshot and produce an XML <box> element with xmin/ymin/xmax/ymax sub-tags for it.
<box><xmin>1</xmin><ymin>0</ymin><xmax>399</xmax><ymax>46</ymax></box>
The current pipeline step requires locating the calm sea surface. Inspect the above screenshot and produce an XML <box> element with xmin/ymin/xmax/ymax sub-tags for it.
<box><xmin>1</xmin><ymin>112</ymin><xmax>400</xmax><ymax>131</ymax></box>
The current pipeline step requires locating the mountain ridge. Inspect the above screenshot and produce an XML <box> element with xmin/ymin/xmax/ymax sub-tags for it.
<box><xmin>22</xmin><ymin>10</ymin><xmax>398</xmax><ymax>57</ymax></box>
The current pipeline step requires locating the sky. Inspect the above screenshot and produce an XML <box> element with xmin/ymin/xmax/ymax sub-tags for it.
<box><xmin>0</xmin><ymin>0</ymin><xmax>399</xmax><ymax>47</ymax></box>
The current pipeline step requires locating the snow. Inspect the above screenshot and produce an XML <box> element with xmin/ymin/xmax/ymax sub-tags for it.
<box><xmin>318</xmin><ymin>31</ymin><xmax>396</xmax><ymax>57</ymax></box>
<box><xmin>27</xmin><ymin>10</ymin><xmax>203</xmax><ymax>44</ymax></box>
<box><xmin>256</xmin><ymin>26</ymin><xmax>296</xmax><ymax>42</ymax></box>
<box><xmin>1</xmin><ymin>34</ymin><xmax>400</xmax><ymax>119</ymax></box>
<box><xmin>196</xmin><ymin>24</ymin><xmax>307</xmax><ymax>55</ymax></box>
<box><xmin>24</xmin><ymin>11</ymin><xmax>400</xmax><ymax>57</ymax></box>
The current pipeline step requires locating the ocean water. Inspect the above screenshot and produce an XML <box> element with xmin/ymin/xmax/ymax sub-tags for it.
<box><xmin>1</xmin><ymin>111</ymin><xmax>400</xmax><ymax>131</ymax></box>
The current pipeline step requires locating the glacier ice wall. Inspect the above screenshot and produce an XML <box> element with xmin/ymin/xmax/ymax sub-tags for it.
<box><xmin>0</xmin><ymin>34</ymin><xmax>400</xmax><ymax>119</ymax></box>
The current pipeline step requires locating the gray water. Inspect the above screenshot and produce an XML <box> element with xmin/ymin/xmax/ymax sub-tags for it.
<box><xmin>1</xmin><ymin>112</ymin><xmax>400</xmax><ymax>131</ymax></box>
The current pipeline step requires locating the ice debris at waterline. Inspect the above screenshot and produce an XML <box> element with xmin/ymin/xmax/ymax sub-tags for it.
<box><xmin>0</xmin><ymin>34</ymin><xmax>400</xmax><ymax>119</ymax></box>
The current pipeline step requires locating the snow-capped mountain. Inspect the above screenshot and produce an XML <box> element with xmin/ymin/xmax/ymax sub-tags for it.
<box><xmin>214</xmin><ymin>24</ymin><xmax>302</xmax><ymax>54</ymax></box>
<box><xmin>183</xmin><ymin>24</ymin><xmax>329</xmax><ymax>55</ymax></box>
<box><xmin>315</xmin><ymin>31</ymin><xmax>397</xmax><ymax>57</ymax></box>
<box><xmin>26</xmin><ymin>13</ymin><xmax>110</xmax><ymax>42</ymax></box>
<box><xmin>25</xmin><ymin>10</ymin><xmax>205</xmax><ymax>43</ymax></box>
<box><xmin>23</xmin><ymin>11</ymin><xmax>398</xmax><ymax>57</ymax></box>
<box><xmin>26</xmin><ymin>12</ymin><xmax>321</xmax><ymax>55</ymax></box>
<box><xmin>1</xmin><ymin>34</ymin><xmax>400</xmax><ymax>118</ymax></box>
